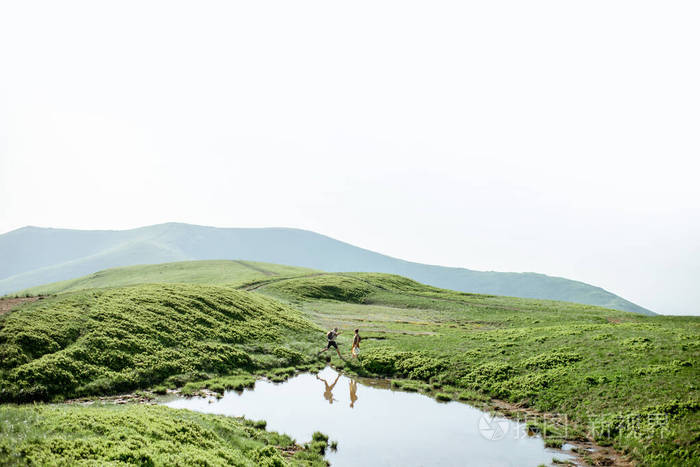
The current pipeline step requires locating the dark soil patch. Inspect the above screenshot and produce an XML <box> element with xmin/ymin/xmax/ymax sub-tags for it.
<box><xmin>0</xmin><ymin>296</ymin><xmax>43</xmax><ymax>315</ymax></box>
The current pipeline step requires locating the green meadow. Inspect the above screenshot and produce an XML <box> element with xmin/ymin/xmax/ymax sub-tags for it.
<box><xmin>12</xmin><ymin>260</ymin><xmax>315</xmax><ymax>296</ymax></box>
<box><xmin>1</xmin><ymin>262</ymin><xmax>698</xmax><ymax>465</ymax></box>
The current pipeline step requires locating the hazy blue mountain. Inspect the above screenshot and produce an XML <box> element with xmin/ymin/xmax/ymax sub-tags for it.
<box><xmin>0</xmin><ymin>223</ymin><xmax>654</xmax><ymax>315</ymax></box>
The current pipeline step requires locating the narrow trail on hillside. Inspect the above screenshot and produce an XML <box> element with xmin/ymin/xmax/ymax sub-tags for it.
<box><xmin>232</xmin><ymin>260</ymin><xmax>277</xmax><ymax>276</ymax></box>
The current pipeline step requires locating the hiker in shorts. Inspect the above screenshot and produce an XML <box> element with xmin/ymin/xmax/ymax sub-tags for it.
<box><xmin>320</xmin><ymin>327</ymin><xmax>342</xmax><ymax>358</ymax></box>
<box><xmin>351</xmin><ymin>328</ymin><xmax>361</xmax><ymax>358</ymax></box>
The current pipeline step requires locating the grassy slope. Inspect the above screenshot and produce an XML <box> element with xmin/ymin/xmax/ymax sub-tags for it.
<box><xmin>11</xmin><ymin>260</ymin><xmax>316</xmax><ymax>296</ymax></box>
<box><xmin>0</xmin><ymin>283</ymin><xmax>321</xmax><ymax>402</ymax></box>
<box><xmin>0</xmin><ymin>404</ymin><xmax>327</xmax><ymax>466</ymax></box>
<box><xmin>0</xmin><ymin>223</ymin><xmax>654</xmax><ymax>315</ymax></box>
<box><xmin>1</xmin><ymin>268</ymin><xmax>696</xmax><ymax>465</ymax></box>
<box><xmin>255</xmin><ymin>273</ymin><xmax>700</xmax><ymax>465</ymax></box>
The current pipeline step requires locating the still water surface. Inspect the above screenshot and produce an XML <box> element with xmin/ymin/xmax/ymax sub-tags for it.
<box><xmin>164</xmin><ymin>367</ymin><xmax>575</xmax><ymax>467</ymax></box>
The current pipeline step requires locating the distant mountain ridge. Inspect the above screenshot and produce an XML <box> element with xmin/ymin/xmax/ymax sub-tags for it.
<box><xmin>0</xmin><ymin>223</ymin><xmax>654</xmax><ymax>315</ymax></box>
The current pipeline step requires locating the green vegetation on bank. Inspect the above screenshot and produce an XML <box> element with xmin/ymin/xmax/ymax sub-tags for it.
<box><xmin>11</xmin><ymin>260</ymin><xmax>315</xmax><ymax>297</ymax></box>
<box><xmin>0</xmin><ymin>404</ymin><xmax>327</xmax><ymax>466</ymax></box>
<box><xmin>255</xmin><ymin>273</ymin><xmax>700</xmax><ymax>465</ymax></box>
<box><xmin>0</xmin><ymin>283</ymin><xmax>321</xmax><ymax>402</ymax></box>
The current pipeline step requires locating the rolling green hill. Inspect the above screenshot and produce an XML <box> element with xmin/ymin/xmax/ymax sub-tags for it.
<box><xmin>0</xmin><ymin>283</ymin><xmax>321</xmax><ymax>402</ymax></box>
<box><xmin>0</xmin><ymin>223</ymin><xmax>654</xmax><ymax>315</ymax></box>
<box><xmin>14</xmin><ymin>260</ymin><xmax>315</xmax><ymax>296</ymax></box>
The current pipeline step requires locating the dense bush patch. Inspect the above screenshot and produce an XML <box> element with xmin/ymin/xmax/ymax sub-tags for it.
<box><xmin>0</xmin><ymin>404</ymin><xmax>326</xmax><ymax>466</ymax></box>
<box><xmin>0</xmin><ymin>284</ymin><xmax>320</xmax><ymax>402</ymax></box>
<box><xmin>360</xmin><ymin>348</ymin><xmax>445</xmax><ymax>380</ymax></box>
<box><xmin>523</xmin><ymin>351</ymin><xmax>583</xmax><ymax>370</ymax></box>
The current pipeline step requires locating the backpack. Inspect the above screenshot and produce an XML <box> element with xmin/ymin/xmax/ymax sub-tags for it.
<box><xmin>327</xmin><ymin>331</ymin><xmax>335</xmax><ymax>341</ymax></box>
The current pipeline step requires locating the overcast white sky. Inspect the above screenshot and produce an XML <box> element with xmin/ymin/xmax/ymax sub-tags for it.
<box><xmin>1</xmin><ymin>1</ymin><xmax>698</xmax><ymax>315</ymax></box>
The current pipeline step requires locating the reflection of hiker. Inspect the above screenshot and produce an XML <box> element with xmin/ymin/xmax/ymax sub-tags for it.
<box><xmin>351</xmin><ymin>328</ymin><xmax>361</xmax><ymax>358</ymax></box>
<box><xmin>349</xmin><ymin>380</ymin><xmax>358</xmax><ymax>408</ymax></box>
<box><xmin>319</xmin><ymin>327</ymin><xmax>342</xmax><ymax>358</ymax></box>
<box><xmin>316</xmin><ymin>373</ymin><xmax>341</xmax><ymax>404</ymax></box>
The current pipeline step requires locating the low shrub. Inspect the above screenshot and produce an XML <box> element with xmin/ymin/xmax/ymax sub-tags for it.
<box><xmin>361</xmin><ymin>348</ymin><xmax>445</xmax><ymax>381</ymax></box>
<box><xmin>523</xmin><ymin>351</ymin><xmax>583</xmax><ymax>370</ymax></box>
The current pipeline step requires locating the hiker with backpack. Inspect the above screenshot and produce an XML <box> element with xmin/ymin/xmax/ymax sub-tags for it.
<box><xmin>319</xmin><ymin>327</ymin><xmax>343</xmax><ymax>358</ymax></box>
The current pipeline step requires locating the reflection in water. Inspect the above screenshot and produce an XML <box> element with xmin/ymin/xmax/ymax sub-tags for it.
<box><xmin>164</xmin><ymin>367</ymin><xmax>575</xmax><ymax>467</ymax></box>
<box><xmin>349</xmin><ymin>380</ymin><xmax>358</xmax><ymax>409</ymax></box>
<box><xmin>317</xmin><ymin>373</ymin><xmax>340</xmax><ymax>404</ymax></box>
<box><xmin>316</xmin><ymin>373</ymin><xmax>359</xmax><ymax>408</ymax></box>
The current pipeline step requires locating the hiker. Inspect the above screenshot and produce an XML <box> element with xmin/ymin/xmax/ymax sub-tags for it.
<box><xmin>316</xmin><ymin>373</ymin><xmax>341</xmax><ymax>404</ymax></box>
<box><xmin>351</xmin><ymin>328</ymin><xmax>361</xmax><ymax>358</ymax></box>
<box><xmin>320</xmin><ymin>327</ymin><xmax>342</xmax><ymax>358</ymax></box>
